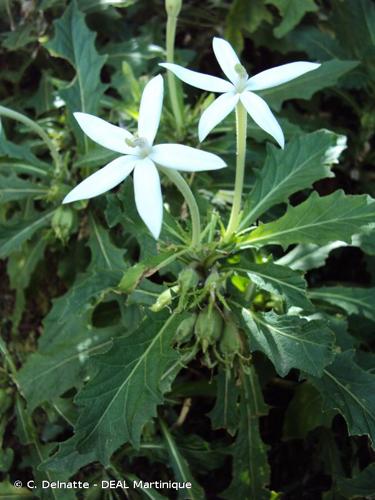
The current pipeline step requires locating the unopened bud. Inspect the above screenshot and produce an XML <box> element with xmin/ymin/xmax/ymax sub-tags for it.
<box><xmin>165</xmin><ymin>0</ymin><xmax>182</xmax><ymax>17</ymax></box>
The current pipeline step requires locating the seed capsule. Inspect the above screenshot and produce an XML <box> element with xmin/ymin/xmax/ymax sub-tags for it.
<box><xmin>219</xmin><ymin>316</ymin><xmax>241</xmax><ymax>359</ymax></box>
<box><xmin>195</xmin><ymin>306</ymin><xmax>223</xmax><ymax>352</ymax></box>
<box><xmin>175</xmin><ymin>312</ymin><xmax>197</xmax><ymax>345</ymax></box>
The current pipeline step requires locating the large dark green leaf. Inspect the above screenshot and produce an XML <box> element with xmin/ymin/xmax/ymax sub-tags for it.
<box><xmin>258</xmin><ymin>59</ymin><xmax>359</xmax><ymax>111</ymax></box>
<box><xmin>70</xmin><ymin>312</ymin><xmax>186</xmax><ymax>464</ymax></box>
<box><xmin>44</xmin><ymin>0</ymin><xmax>107</xmax><ymax>151</ymax></box>
<box><xmin>159</xmin><ymin>420</ymin><xmax>204</xmax><ymax>500</ymax></box>
<box><xmin>233</xmin><ymin>261</ymin><xmax>313</xmax><ymax>311</ymax></box>
<box><xmin>266</xmin><ymin>0</ymin><xmax>318</xmax><ymax>38</ymax></box>
<box><xmin>240</xmin><ymin>191</ymin><xmax>375</xmax><ymax>249</ymax></box>
<box><xmin>309</xmin><ymin>351</ymin><xmax>375</xmax><ymax>444</ymax></box>
<box><xmin>208</xmin><ymin>367</ymin><xmax>240</xmax><ymax>435</ymax></box>
<box><xmin>240</xmin><ymin>131</ymin><xmax>346</xmax><ymax>229</ymax></box>
<box><xmin>242</xmin><ymin>309</ymin><xmax>335</xmax><ymax>376</ymax></box>
<box><xmin>222</xmin><ymin>366</ymin><xmax>270</xmax><ymax>499</ymax></box>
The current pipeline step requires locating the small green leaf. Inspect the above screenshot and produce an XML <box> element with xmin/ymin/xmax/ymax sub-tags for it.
<box><xmin>87</xmin><ymin>215</ymin><xmax>127</xmax><ymax>272</ymax></box>
<box><xmin>242</xmin><ymin>309</ymin><xmax>335</xmax><ymax>376</ymax></box>
<box><xmin>308</xmin><ymin>286</ymin><xmax>375</xmax><ymax>322</ymax></box>
<box><xmin>233</xmin><ymin>261</ymin><xmax>313</xmax><ymax>311</ymax></box>
<box><xmin>241</xmin><ymin>191</ymin><xmax>375</xmax><ymax>249</ymax></box>
<box><xmin>258</xmin><ymin>59</ymin><xmax>359</xmax><ymax>111</ymax></box>
<box><xmin>240</xmin><ymin>131</ymin><xmax>346</xmax><ymax>228</ymax></box>
<box><xmin>225</xmin><ymin>0</ymin><xmax>273</xmax><ymax>51</ymax></box>
<box><xmin>309</xmin><ymin>351</ymin><xmax>375</xmax><ymax>444</ymax></box>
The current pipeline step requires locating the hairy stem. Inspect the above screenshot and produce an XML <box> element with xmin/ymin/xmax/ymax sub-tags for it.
<box><xmin>160</xmin><ymin>167</ymin><xmax>201</xmax><ymax>248</ymax></box>
<box><xmin>0</xmin><ymin>105</ymin><xmax>62</xmax><ymax>173</ymax></box>
<box><xmin>224</xmin><ymin>101</ymin><xmax>247</xmax><ymax>241</ymax></box>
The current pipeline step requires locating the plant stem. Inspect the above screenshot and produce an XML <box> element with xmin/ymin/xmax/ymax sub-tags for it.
<box><xmin>166</xmin><ymin>12</ymin><xmax>184</xmax><ymax>136</ymax></box>
<box><xmin>0</xmin><ymin>105</ymin><xmax>62</xmax><ymax>173</ymax></box>
<box><xmin>160</xmin><ymin>167</ymin><xmax>201</xmax><ymax>248</ymax></box>
<box><xmin>224</xmin><ymin>101</ymin><xmax>247</xmax><ymax>241</ymax></box>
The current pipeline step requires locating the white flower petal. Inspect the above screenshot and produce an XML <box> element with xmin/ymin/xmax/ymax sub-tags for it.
<box><xmin>247</xmin><ymin>62</ymin><xmax>321</xmax><ymax>91</ymax></box>
<box><xmin>159</xmin><ymin>63</ymin><xmax>233</xmax><ymax>93</ymax></box>
<box><xmin>198</xmin><ymin>92</ymin><xmax>239</xmax><ymax>141</ymax></box>
<box><xmin>138</xmin><ymin>75</ymin><xmax>163</xmax><ymax>145</ymax></box>
<box><xmin>74</xmin><ymin>112</ymin><xmax>134</xmax><ymax>154</ymax></box>
<box><xmin>240</xmin><ymin>92</ymin><xmax>284</xmax><ymax>148</ymax></box>
<box><xmin>133</xmin><ymin>159</ymin><xmax>163</xmax><ymax>239</ymax></box>
<box><xmin>150</xmin><ymin>144</ymin><xmax>226</xmax><ymax>172</ymax></box>
<box><xmin>63</xmin><ymin>155</ymin><xmax>137</xmax><ymax>203</ymax></box>
<box><xmin>212</xmin><ymin>37</ymin><xmax>242</xmax><ymax>86</ymax></box>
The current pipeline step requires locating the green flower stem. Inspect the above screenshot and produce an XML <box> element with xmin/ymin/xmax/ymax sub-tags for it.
<box><xmin>0</xmin><ymin>105</ymin><xmax>62</xmax><ymax>172</ymax></box>
<box><xmin>160</xmin><ymin>167</ymin><xmax>201</xmax><ymax>248</ymax></box>
<box><xmin>166</xmin><ymin>12</ymin><xmax>184</xmax><ymax>135</ymax></box>
<box><xmin>224</xmin><ymin>101</ymin><xmax>248</xmax><ymax>241</ymax></box>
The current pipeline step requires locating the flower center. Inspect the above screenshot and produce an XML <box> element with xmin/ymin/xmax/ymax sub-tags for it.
<box><xmin>234</xmin><ymin>63</ymin><xmax>248</xmax><ymax>93</ymax></box>
<box><xmin>125</xmin><ymin>136</ymin><xmax>151</xmax><ymax>158</ymax></box>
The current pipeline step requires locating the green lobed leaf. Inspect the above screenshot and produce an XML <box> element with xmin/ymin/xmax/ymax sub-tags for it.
<box><xmin>7</xmin><ymin>237</ymin><xmax>48</xmax><ymax>331</ymax></box>
<box><xmin>258</xmin><ymin>59</ymin><xmax>359</xmax><ymax>111</ymax></box>
<box><xmin>222</xmin><ymin>366</ymin><xmax>270</xmax><ymax>499</ymax></box>
<box><xmin>240</xmin><ymin>191</ymin><xmax>375</xmax><ymax>249</ymax></box>
<box><xmin>69</xmin><ymin>312</ymin><xmax>187</xmax><ymax>464</ymax></box>
<box><xmin>0</xmin><ymin>209</ymin><xmax>55</xmax><ymax>258</ymax></box>
<box><xmin>276</xmin><ymin>241</ymin><xmax>346</xmax><ymax>271</ymax></box>
<box><xmin>159</xmin><ymin>420</ymin><xmax>204</xmax><ymax>500</ymax></box>
<box><xmin>266</xmin><ymin>0</ymin><xmax>318</xmax><ymax>38</ymax></box>
<box><xmin>18</xmin><ymin>313</ymin><xmax>118</xmax><ymax>411</ymax></box>
<box><xmin>0</xmin><ymin>174</ymin><xmax>48</xmax><ymax>203</ymax></box>
<box><xmin>208</xmin><ymin>368</ymin><xmax>240</xmax><ymax>435</ymax></box>
<box><xmin>242</xmin><ymin>309</ymin><xmax>335</xmax><ymax>377</ymax></box>
<box><xmin>240</xmin><ymin>131</ymin><xmax>346</xmax><ymax>229</ymax></box>
<box><xmin>308</xmin><ymin>286</ymin><xmax>375</xmax><ymax>322</ymax></box>
<box><xmin>44</xmin><ymin>0</ymin><xmax>107</xmax><ymax>151</ymax></box>
<box><xmin>233</xmin><ymin>261</ymin><xmax>313</xmax><ymax>311</ymax></box>
<box><xmin>308</xmin><ymin>350</ymin><xmax>375</xmax><ymax>444</ymax></box>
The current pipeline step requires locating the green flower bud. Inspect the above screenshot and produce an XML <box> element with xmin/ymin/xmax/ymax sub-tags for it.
<box><xmin>52</xmin><ymin>206</ymin><xmax>75</xmax><ymax>242</ymax></box>
<box><xmin>165</xmin><ymin>0</ymin><xmax>182</xmax><ymax>16</ymax></box>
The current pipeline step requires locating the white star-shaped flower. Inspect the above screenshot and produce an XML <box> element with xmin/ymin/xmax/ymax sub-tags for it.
<box><xmin>63</xmin><ymin>75</ymin><xmax>226</xmax><ymax>239</ymax></box>
<box><xmin>161</xmin><ymin>37</ymin><xmax>321</xmax><ymax>148</ymax></box>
